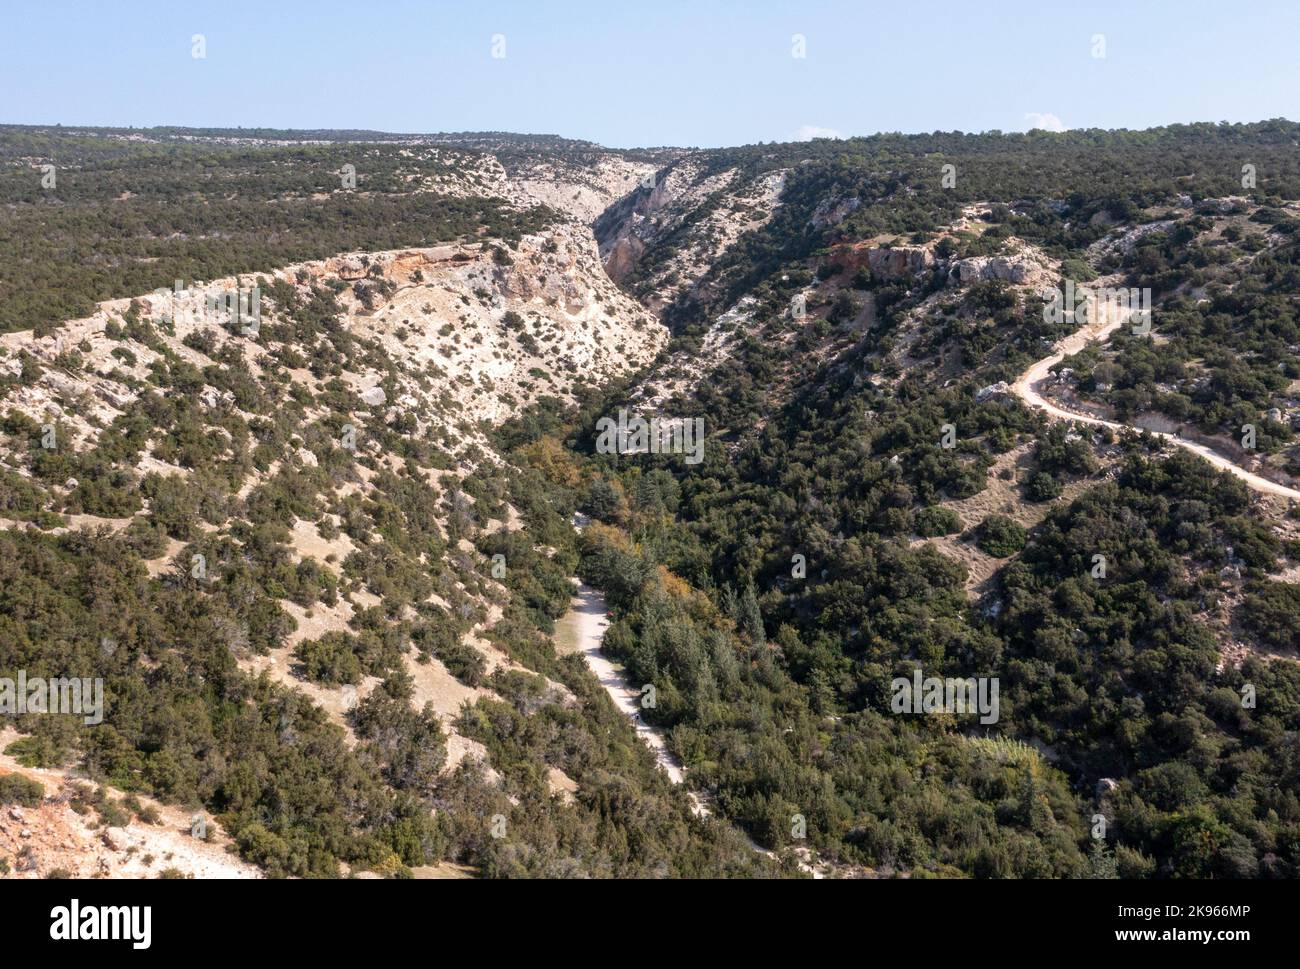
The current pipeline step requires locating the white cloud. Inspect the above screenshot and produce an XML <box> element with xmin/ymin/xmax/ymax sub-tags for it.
<box><xmin>1023</xmin><ymin>112</ymin><xmax>1066</xmax><ymax>133</ymax></box>
<box><xmin>794</xmin><ymin>124</ymin><xmax>845</xmax><ymax>141</ymax></box>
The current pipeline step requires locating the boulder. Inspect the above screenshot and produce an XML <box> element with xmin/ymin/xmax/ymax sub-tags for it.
<box><xmin>42</xmin><ymin>372</ymin><xmax>83</xmax><ymax>397</ymax></box>
<box><xmin>976</xmin><ymin>381</ymin><xmax>1011</xmax><ymax>402</ymax></box>
<box><xmin>334</xmin><ymin>257</ymin><xmax>369</xmax><ymax>280</ymax></box>
<box><xmin>951</xmin><ymin>253</ymin><xmax>1052</xmax><ymax>289</ymax></box>
<box><xmin>198</xmin><ymin>387</ymin><xmax>235</xmax><ymax>409</ymax></box>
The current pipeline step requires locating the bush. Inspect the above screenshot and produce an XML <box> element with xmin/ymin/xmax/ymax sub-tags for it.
<box><xmin>295</xmin><ymin>632</ymin><xmax>364</xmax><ymax>685</ymax></box>
<box><xmin>976</xmin><ymin>515</ymin><xmax>1026</xmax><ymax>557</ymax></box>
<box><xmin>0</xmin><ymin>774</ymin><xmax>45</xmax><ymax>807</ymax></box>
<box><xmin>1239</xmin><ymin>582</ymin><xmax>1300</xmax><ymax>650</ymax></box>
<box><xmin>430</xmin><ymin>638</ymin><xmax>487</xmax><ymax>688</ymax></box>
<box><xmin>915</xmin><ymin>505</ymin><xmax>962</xmax><ymax>537</ymax></box>
<box><xmin>1025</xmin><ymin>471</ymin><xmax>1062</xmax><ymax>502</ymax></box>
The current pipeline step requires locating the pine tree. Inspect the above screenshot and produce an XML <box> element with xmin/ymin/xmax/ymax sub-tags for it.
<box><xmin>739</xmin><ymin>583</ymin><xmax>765</xmax><ymax>646</ymax></box>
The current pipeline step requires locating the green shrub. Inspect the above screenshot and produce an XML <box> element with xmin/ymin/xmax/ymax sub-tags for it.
<box><xmin>295</xmin><ymin>632</ymin><xmax>364</xmax><ymax>686</ymax></box>
<box><xmin>915</xmin><ymin>505</ymin><xmax>962</xmax><ymax>537</ymax></box>
<box><xmin>0</xmin><ymin>774</ymin><xmax>45</xmax><ymax>807</ymax></box>
<box><xmin>976</xmin><ymin>515</ymin><xmax>1026</xmax><ymax>557</ymax></box>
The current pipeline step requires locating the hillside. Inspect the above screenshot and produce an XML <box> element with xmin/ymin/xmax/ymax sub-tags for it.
<box><xmin>545</xmin><ymin>122</ymin><xmax>1300</xmax><ymax>878</ymax></box>
<box><xmin>3</xmin><ymin>121</ymin><xmax>1300</xmax><ymax>880</ymax></box>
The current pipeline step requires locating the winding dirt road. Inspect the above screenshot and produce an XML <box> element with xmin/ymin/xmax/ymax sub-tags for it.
<box><xmin>554</xmin><ymin>581</ymin><xmax>700</xmax><ymax>797</ymax></box>
<box><xmin>1011</xmin><ymin>308</ymin><xmax>1300</xmax><ymax>501</ymax></box>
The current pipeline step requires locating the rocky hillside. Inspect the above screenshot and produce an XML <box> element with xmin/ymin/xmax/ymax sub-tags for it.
<box><xmin>0</xmin><ymin>211</ymin><xmax>673</xmax><ymax>865</ymax></box>
<box><xmin>5</xmin><ymin>121</ymin><xmax>1300</xmax><ymax>881</ymax></box>
<box><xmin>3</xmin><ymin>222</ymin><xmax>662</xmax><ymax>439</ymax></box>
<box><xmin>526</xmin><ymin>123</ymin><xmax>1300</xmax><ymax>879</ymax></box>
<box><xmin>0</xmin><ymin>126</ymin><xmax>771</xmax><ymax>880</ymax></box>
<box><xmin>1</xmin><ymin>726</ymin><xmax>259</xmax><ymax>879</ymax></box>
<box><xmin>597</xmin><ymin>156</ymin><xmax>789</xmax><ymax>314</ymax></box>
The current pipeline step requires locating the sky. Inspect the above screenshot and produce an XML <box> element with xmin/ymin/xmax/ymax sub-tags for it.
<box><xmin>2</xmin><ymin>0</ymin><xmax>1296</xmax><ymax>148</ymax></box>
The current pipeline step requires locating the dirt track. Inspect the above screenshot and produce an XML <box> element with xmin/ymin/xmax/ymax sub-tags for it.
<box><xmin>554</xmin><ymin>581</ymin><xmax>703</xmax><ymax>804</ymax></box>
<box><xmin>1011</xmin><ymin>307</ymin><xmax>1300</xmax><ymax>501</ymax></box>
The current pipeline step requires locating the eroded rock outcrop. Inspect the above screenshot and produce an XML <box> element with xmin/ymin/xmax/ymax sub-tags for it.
<box><xmin>949</xmin><ymin>251</ymin><xmax>1054</xmax><ymax>289</ymax></box>
<box><xmin>833</xmin><ymin>243</ymin><xmax>937</xmax><ymax>280</ymax></box>
<box><xmin>596</xmin><ymin>161</ymin><xmax>787</xmax><ymax>311</ymax></box>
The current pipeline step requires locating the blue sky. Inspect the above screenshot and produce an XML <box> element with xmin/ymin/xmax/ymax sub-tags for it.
<box><xmin>3</xmin><ymin>0</ymin><xmax>1296</xmax><ymax>147</ymax></box>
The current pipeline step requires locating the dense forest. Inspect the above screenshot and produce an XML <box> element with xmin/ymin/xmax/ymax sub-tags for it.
<box><xmin>522</xmin><ymin>122</ymin><xmax>1300</xmax><ymax>876</ymax></box>
<box><xmin>507</xmin><ymin>384</ymin><xmax>1300</xmax><ymax>875</ymax></box>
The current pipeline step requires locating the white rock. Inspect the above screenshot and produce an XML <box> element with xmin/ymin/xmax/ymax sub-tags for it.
<box><xmin>95</xmin><ymin>384</ymin><xmax>136</xmax><ymax>408</ymax></box>
<box><xmin>976</xmin><ymin>381</ymin><xmax>1011</xmax><ymax>402</ymax></box>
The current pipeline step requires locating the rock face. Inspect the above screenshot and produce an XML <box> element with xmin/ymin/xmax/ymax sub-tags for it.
<box><xmin>597</xmin><ymin>160</ymin><xmax>739</xmax><ymax>282</ymax></box>
<box><xmin>334</xmin><ymin>257</ymin><xmax>370</xmax><ymax>281</ymax></box>
<box><xmin>950</xmin><ymin>253</ymin><xmax>1053</xmax><ymax>289</ymax></box>
<box><xmin>831</xmin><ymin>242</ymin><xmax>936</xmax><ymax>280</ymax></box>
<box><xmin>1196</xmin><ymin>196</ymin><xmax>1250</xmax><ymax>215</ymax></box>
<box><xmin>497</xmin><ymin>233</ymin><xmax>593</xmax><ymax>313</ymax></box>
<box><xmin>595</xmin><ymin>161</ymin><xmax>786</xmax><ymax>311</ymax></box>
<box><xmin>278</xmin><ymin>222</ymin><xmax>669</xmax><ymax>435</ymax></box>
<box><xmin>809</xmin><ymin>195</ymin><xmax>862</xmax><ymax>230</ymax></box>
<box><xmin>828</xmin><ymin>235</ymin><xmax>1057</xmax><ymax>290</ymax></box>
<box><xmin>867</xmin><ymin>246</ymin><xmax>936</xmax><ymax>279</ymax></box>
<box><xmin>95</xmin><ymin>382</ymin><xmax>136</xmax><ymax>408</ymax></box>
<box><xmin>508</xmin><ymin>155</ymin><xmax>662</xmax><ymax>225</ymax></box>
